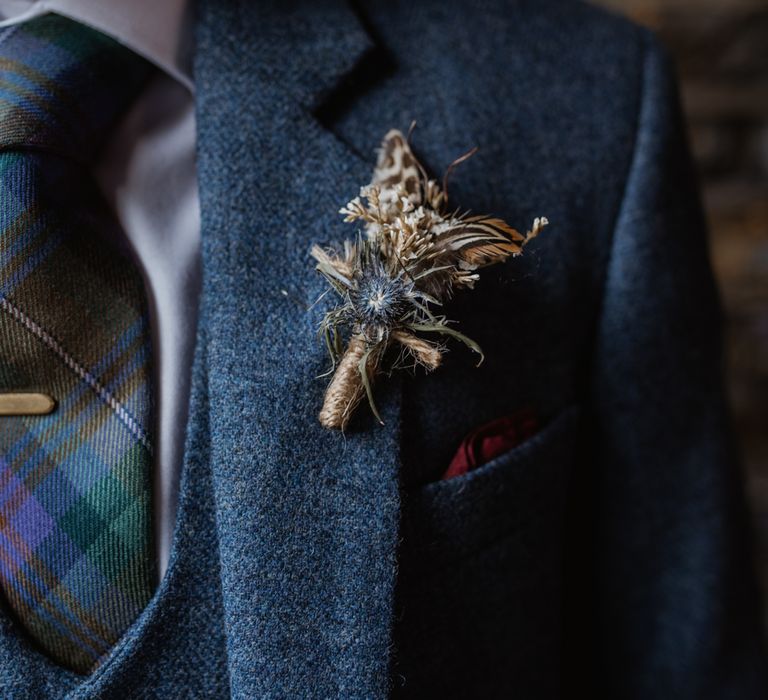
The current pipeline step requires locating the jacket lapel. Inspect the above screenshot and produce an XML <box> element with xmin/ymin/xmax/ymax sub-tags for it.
<box><xmin>194</xmin><ymin>1</ymin><xmax>402</xmax><ymax>696</ymax></box>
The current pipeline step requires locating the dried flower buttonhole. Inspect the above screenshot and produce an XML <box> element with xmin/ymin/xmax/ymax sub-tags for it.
<box><xmin>311</xmin><ymin>127</ymin><xmax>547</xmax><ymax>430</ymax></box>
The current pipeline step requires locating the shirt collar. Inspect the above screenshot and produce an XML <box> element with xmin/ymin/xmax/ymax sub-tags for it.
<box><xmin>0</xmin><ymin>0</ymin><xmax>194</xmax><ymax>92</ymax></box>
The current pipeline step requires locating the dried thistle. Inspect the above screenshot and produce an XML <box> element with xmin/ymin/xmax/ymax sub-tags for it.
<box><xmin>312</xmin><ymin>127</ymin><xmax>548</xmax><ymax>430</ymax></box>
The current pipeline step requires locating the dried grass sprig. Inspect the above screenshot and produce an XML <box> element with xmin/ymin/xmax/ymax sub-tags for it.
<box><xmin>312</xmin><ymin>127</ymin><xmax>547</xmax><ymax>430</ymax></box>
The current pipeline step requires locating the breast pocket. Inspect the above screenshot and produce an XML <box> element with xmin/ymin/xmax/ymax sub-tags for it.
<box><xmin>392</xmin><ymin>405</ymin><xmax>581</xmax><ymax>699</ymax></box>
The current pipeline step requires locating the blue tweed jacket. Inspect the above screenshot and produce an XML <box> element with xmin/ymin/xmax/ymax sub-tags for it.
<box><xmin>1</xmin><ymin>0</ymin><xmax>767</xmax><ymax>697</ymax></box>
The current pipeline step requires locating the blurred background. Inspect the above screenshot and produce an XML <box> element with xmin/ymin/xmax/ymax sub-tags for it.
<box><xmin>592</xmin><ymin>0</ymin><xmax>768</xmax><ymax>626</ymax></box>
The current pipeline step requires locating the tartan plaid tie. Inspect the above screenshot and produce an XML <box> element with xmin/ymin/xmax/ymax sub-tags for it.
<box><xmin>0</xmin><ymin>15</ymin><xmax>155</xmax><ymax>673</ymax></box>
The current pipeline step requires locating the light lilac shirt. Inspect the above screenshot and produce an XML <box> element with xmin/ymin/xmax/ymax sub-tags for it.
<box><xmin>0</xmin><ymin>0</ymin><xmax>201</xmax><ymax>579</ymax></box>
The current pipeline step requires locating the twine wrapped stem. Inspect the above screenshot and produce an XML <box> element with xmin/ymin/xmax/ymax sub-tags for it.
<box><xmin>319</xmin><ymin>334</ymin><xmax>381</xmax><ymax>430</ymax></box>
<box><xmin>319</xmin><ymin>330</ymin><xmax>444</xmax><ymax>430</ymax></box>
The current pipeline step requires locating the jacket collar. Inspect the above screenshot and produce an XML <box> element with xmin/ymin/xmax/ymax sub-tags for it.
<box><xmin>191</xmin><ymin>1</ymin><xmax>402</xmax><ymax>695</ymax></box>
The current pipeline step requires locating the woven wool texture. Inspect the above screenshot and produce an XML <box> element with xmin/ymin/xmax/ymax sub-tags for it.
<box><xmin>0</xmin><ymin>1</ymin><xmax>765</xmax><ymax>697</ymax></box>
<box><xmin>0</xmin><ymin>15</ymin><xmax>154</xmax><ymax>673</ymax></box>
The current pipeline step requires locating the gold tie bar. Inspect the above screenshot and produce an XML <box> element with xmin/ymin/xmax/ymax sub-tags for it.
<box><xmin>0</xmin><ymin>393</ymin><xmax>56</xmax><ymax>416</ymax></box>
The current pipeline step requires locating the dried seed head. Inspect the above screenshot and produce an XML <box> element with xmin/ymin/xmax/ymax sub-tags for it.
<box><xmin>349</xmin><ymin>266</ymin><xmax>411</xmax><ymax>341</ymax></box>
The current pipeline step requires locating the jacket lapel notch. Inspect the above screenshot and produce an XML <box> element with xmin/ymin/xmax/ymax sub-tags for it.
<box><xmin>238</xmin><ymin>0</ymin><xmax>375</xmax><ymax>113</ymax></box>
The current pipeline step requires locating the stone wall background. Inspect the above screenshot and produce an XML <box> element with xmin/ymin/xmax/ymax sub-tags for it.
<box><xmin>591</xmin><ymin>0</ymin><xmax>768</xmax><ymax>627</ymax></box>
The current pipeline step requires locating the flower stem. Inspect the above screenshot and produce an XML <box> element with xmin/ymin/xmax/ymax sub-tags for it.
<box><xmin>319</xmin><ymin>334</ymin><xmax>379</xmax><ymax>430</ymax></box>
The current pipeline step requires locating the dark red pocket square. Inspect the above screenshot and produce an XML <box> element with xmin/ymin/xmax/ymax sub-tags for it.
<box><xmin>442</xmin><ymin>408</ymin><xmax>539</xmax><ymax>480</ymax></box>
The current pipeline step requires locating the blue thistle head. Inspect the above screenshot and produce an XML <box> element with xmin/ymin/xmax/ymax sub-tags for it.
<box><xmin>345</xmin><ymin>239</ymin><xmax>414</xmax><ymax>341</ymax></box>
